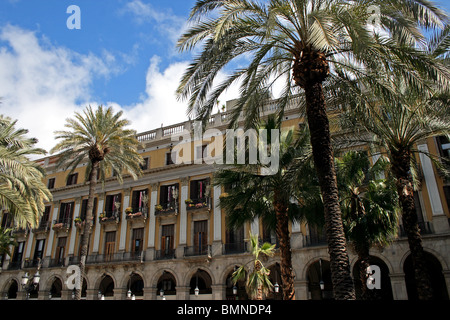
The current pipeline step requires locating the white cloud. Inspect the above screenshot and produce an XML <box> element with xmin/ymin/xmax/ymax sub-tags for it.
<box><xmin>0</xmin><ymin>25</ymin><xmax>240</xmax><ymax>160</ymax></box>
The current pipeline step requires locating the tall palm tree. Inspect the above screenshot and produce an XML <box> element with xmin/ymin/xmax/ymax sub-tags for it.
<box><xmin>339</xmin><ymin>75</ymin><xmax>449</xmax><ymax>299</ymax></box>
<box><xmin>51</xmin><ymin>105</ymin><xmax>143</xmax><ymax>300</ymax></box>
<box><xmin>336</xmin><ymin>151</ymin><xmax>399</xmax><ymax>300</ymax></box>
<box><xmin>232</xmin><ymin>233</ymin><xmax>276</xmax><ymax>300</ymax></box>
<box><xmin>216</xmin><ymin>119</ymin><xmax>320</xmax><ymax>300</ymax></box>
<box><xmin>0</xmin><ymin>115</ymin><xmax>52</xmax><ymax>229</ymax></box>
<box><xmin>176</xmin><ymin>0</ymin><xmax>447</xmax><ymax>299</ymax></box>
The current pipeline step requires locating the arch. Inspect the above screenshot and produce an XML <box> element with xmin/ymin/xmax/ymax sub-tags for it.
<box><xmin>400</xmin><ymin>247</ymin><xmax>449</xmax><ymax>272</ymax></box>
<box><xmin>5</xmin><ymin>278</ymin><xmax>19</xmax><ymax>299</ymax></box>
<box><xmin>49</xmin><ymin>277</ymin><xmax>63</xmax><ymax>299</ymax></box>
<box><xmin>188</xmin><ymin>268</ymin><xmax>213</xmax><ymax>295</ymax></box>
<box><xmin>97</xmin><ymin>274</ymin><xmax>115</xmax><ymax>298</ymax></box>
<box><xmin>120</xmin><ymin>270</ymin><xmax>146</xmax><ymax>288</ymax></box>
<box><xmin>126</xmin><ymin>272</ymin><xmax>144</xmax><ymax>298</ymax></box>
<box><xmin>151</xmin><ymin>267</ymin><xmax>181</xmax><ymax>289</ymax></box>
<box><xmin>352</xmin><ymin>255</ymin><xmax>394</xmax><ymax>300</ymax></box>
<box><xmin>403</xmin><ymin>251</ymin><xmax>449</xmax><ymax>300</ymax></box>
<box><xmin>224</xmin><ymin>266</ymin><xmax>248</xmax><ymax>300</ymax></box>
<box><xmin>267</xmin><ymin>263</ymin><xmax>283</xmax><ymax>300</ymax></box>
<box><xmin>305</xmin><ymin>258</ymin><xmax>333</xmax><ymax>300</ymax></box>
<box><xmin>184</xmin><ymin>266</ymin><xmax>215</xmax><ymax>287</ymax></box>
<box><xmin>350</xmin><ymin>252</ymin><xmax>395</xmax><ymax>276</ymax></box>
<box><xmin>301</xmin><ymin>255</ymin><xmax>330</xmax><ymax>281</ymax></box>
<box><xmin>156</xmin><ymin>271</ymin><xmax>177</xmax><ymax>299</ymax></box>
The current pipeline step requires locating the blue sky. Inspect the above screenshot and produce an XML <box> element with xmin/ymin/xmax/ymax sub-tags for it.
<box><xmin>0</xmin><ymin>0</ymin><xmax>449</xmax><ymax>154</ymax></box>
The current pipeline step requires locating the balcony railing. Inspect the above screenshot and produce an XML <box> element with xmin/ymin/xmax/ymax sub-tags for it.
<box><xmin>184</xmin><ymin>245</ymin><xmax>211</xmax><ymax>257</ymax></box>
<box><xmin>48</xmin><ymin>258</ymin><xmax>66</xmax><ymax>268</ymax></box>
<box><xmin>126</xmin><ymin>207</ymin><xmax>148</xmax><ymax>220</ymax></box>
<box><xmin>399</xmin><ymin>221</ymin><xmax>434</xmax><ymax>237</ymax></box>
<box><xmin>185</xmin><ymin>198</ymin><xmax>210</xmax><ymax>211</ymax></box>
<box><xmin>33</xmin><ymin>221</ymin><xmax>50</xmax><ymax>233</ymax></box>
<box><xmin>155</xmin><ymin>201</ymin><xmax>177</xmax><ymax>216</ymax></box>
<box><xmin>85</xmin><ymin>251</ymin><xmax>144</xmax><ymax>264</ymax></box>
<box><xmin>52</xmin><ymin>218</ymin><xmax>72</xmax><ymax>232</ymax></box>
<box><xmin>99</xmin><ymin>211</ymin><xmax>120</xmax><ymax>223</ymax></box>
<box><xmin>23</xmin><ymin>259</ymin><xmax>42</xmax><ymax>269</ymax></box>
<box><xmin>223</xmin><ymin>242</ymin><xmax>247</xmax><ymax>255</ymax></box>
<box><xmin>154</xmin><ymin>249</ymin><xmax>176</xmax><ymax>260</ymax></box>
<box><xmin>304</xmin><ymin>234</ymin><xmax>327</xmax><ymax>247</ymax></box>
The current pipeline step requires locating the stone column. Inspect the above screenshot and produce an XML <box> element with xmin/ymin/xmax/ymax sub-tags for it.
<box><xmin>176</xmin><ymin>286</ymin><xmax>190</xmax><ymax>300</ymax></box>
<box><xmin>390</xmin><ymin>273</ymin><xmax>408</xmax><ymax>300</ymax></box>
<box><xmin>92</xmin><ymin>194</ymin><xmax>105</xmax><ymax>253</ymax></box>
<box><xmin>177</xmin><ymin>177</ymin><xmax>189</xmax><ymax>258</ymax></box>
<box><xmin>146</xmin><ymin>183</ymin><xmax>158</xmax><ymax>260</ymax></box>
<box><xmin>212</xmin><ymin>185</ymin><xmax>222</xmax><ymax>256</ymax></box>
<box><xmin>119</xmin><ymin>189</ymin><xmax>131</xmax><ymax>251</ymax></box>
<box><xmin>212</xmin><ymin>284</ymin><xmax>226</xmax><ymax>300</ymax></box>
<box><xmin>45</xmin><ymin>201</ymin><xmax>60</xmax><ymax>259</ymax></box>
<box><xmin>68</xmin><ymin>197</ymin><xmax>82</xmax><ymax>256</ymax></box>
<box><xmin>294</xmin><ymin>280</ymin><xmax>309</xmax><ymax>300</ymax></box>
<box><xmin>417</xmin><ymin>143</ymin><xmax>448</xmax><ymax>234</ymax></box>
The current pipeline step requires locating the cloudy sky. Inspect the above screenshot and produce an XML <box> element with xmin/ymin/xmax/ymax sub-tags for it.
<box><xmin>0</xmin><ymin>0</ymin><xmax>241</xmax><ymax>155</ymax></box>
<box><xmin>0</xmin><ymin>0</ymin><xmax>449</xmax><ymax>156</ymax></box>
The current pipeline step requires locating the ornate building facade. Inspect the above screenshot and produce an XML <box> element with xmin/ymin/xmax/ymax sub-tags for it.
<box><xmin>1</xmin><ymin>99</ymin><xmax>449</xmax><ymax>300</ymax></box>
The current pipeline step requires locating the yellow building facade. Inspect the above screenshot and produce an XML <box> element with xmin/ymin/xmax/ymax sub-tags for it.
<box><xmin>0</xmin><ymin>99</ymin><xmax>449</xmax><ymax>300</ymax></box>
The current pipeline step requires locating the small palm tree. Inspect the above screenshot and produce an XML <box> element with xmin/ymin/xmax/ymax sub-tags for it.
<box><xmin>0</xmin><ymin>115</ymin><xmax>52</xmax><ymax>229</ymax></box>
<box><xmin>336</xmin><ymin>151</ymin><xmax>399</xmax><ymax>300</ymax></box>
<box><xmin>177</xmin><ymin>0</ymin><xmax>447</xmax><ymax>300</ymax></box>
<box><xmin>51</xmin><ymin>105</ymin><xmax>143</xmax><ymax>300</ymax></box>
<box><xmin>0</xmin><ymin>227</ymin><xmax>17</xmax><ymax>257</ymax></box>
<box><xmin>232</xmin><ymin>233</ymin><xmax>275</xmax><ymax>300</ymax></box>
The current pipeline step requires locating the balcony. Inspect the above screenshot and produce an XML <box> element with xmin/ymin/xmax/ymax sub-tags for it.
<box><xmin>223</xmin><ymin>242</ymin><xmax>248</xmax><ymax>255</ymax></box>
<box><xmin>52</xmin><ymin>218</ymin><xmax>72</xmax><ymax>232</ymax></box>
<box><xmin>23</xmin><ymin>259</ymin><xmax>42</xmax><ymax>269</ymax></box>
<box><xmin>399</xmin><ymin>221</ymin><xmax>434</xmax><ymax>237</ymax></box>
<box><xmin>185</xmin><ymin>198</ymin><xmax>211</xmax><ymax>211</ymax></box>
<box><xmin>155</xmin><ymin>201</ymin><xmax>177</xmax><ymax>217</ymax></box>
<box><xmin>85</xmin><ymin>251</ymin><xmax>144</xmax><ymax>264</ymax></box>
<box><xmin>48</xmin><ymin>258</ymin><xmax>66</xmax><ymax>268</ymax></box>
<box><xmin>304</xmin><ymin>234</ymin><xmax>327</xmax><ymax>247</ymax></box>
<box><xmin>33</xmin><ymin>221</ymin><xmax>50</xmax><ymax>234</ymax></box>
<box><xmin>184</xmin><ymin>245</ymin><xmax>211</xmax><ymax>257</ymax></box>
<box><xmin>125</xmin><ymin>207</ymin><xmax>148</xmax><ymax>221</ymax></box>
<box><xmin>154</xmin><ymin>249</ymin><xmax>176</xmax><ymax>260</ymax></box>
<box><xmin>99</xmin><ymin>211</ymin><xmax>120</xmax><ymax>224</ymax></box>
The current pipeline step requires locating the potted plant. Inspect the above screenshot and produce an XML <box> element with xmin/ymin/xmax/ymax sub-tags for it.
<box><xmin>125</xmin><ymin>207</ymin><xmax>133</xmax><ymax>214</ymax></box>
<box><xmin>185</xmin><ymin>199</ymin><xmax>193</xmax><ymax>204</ymax></box>
<box><xmin>155</xmin><ymin>204</ymin><xmax>163</xmax><ymax>212</ymax></box>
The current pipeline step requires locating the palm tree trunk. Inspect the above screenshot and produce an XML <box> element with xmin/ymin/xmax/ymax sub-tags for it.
<box><xmin>74</xmin><ymin>161</ymin><xmax>98</xmax><ymax>300</ymax></box>
<box><xmin>303</xmin><ymin>81</ymin><xmax>355</xmax><ymax>300</ymax></box>
<box><xmin>354</xmin><ymin>244</ymin><xmax>373</xmax><ymax>300</ymax></box>
<box><xmin>390</xmin><ymin>150</ymin><xmax>433</xmax><ymax>300</ymax></box>
<box><xmin>273</xmin><ymin>194</ymin><xmax>295</xmax><ymax>300</ymax></box>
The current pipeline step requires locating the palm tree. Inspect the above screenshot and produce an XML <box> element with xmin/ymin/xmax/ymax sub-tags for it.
<box><xmin>216</xmin><ymin>118</ymin><xmax>320</xmax><ymax>300</ymax></box>
<box><xmin>51</xmin><ymin>105</ymin><xmax>143</xmax><ymax>300</ymax></box>
<box><xmin>0</xmin><ymin>115</ymin><xmax>52</xmax><ymax>229</ymax></box>
<box><xmin>0</xmin><ymin>227</ymin><xmax>17</xmax><ymax>257</ymax></box>
<box><xmin>232</xmin><ymin>233</ymin><xmax>276</xmax><ymax>300</ymax></box>
<box><xmin>176</xmin><ymin>0</ymin><xmax>447</xmax><ymax>299</ymax></box>
<box><xmin>336</xmin><ymin>151</ymin><xmax>399</xmax><ymax>299</ymax></box>
<box><xmin>339</xmin><ymin>74</ymin><xmax>449</xmax><ymax>299</ymax></box>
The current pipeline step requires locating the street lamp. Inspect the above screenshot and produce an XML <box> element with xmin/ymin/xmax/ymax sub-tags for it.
<box><xmin>232</xmin><ymin>285</ymin><xmax>237</xmax><ymax>296</ymax></box>
<box><xmin>274</xmin><ymin>282</ymin><xmax>280</xmax><ymax>293</ymax></box>
<box><xmin>21</xmin><ymin>259</ymin><xmax>42</xmax><ymax>299</ymax></box>
<box><xmin>194</xmin><ymin>269</ymin><xmax>199</xmax><ymax>296</ymax></box>
<box><xmin>319</xmin><ymin>258</ymin><xmax>325</xmax><ymax>291</ymax></box>
<box><xmin>127</xmin><ymin>289</ymin><xmax>132</xmax><ymax>299</ymax></box>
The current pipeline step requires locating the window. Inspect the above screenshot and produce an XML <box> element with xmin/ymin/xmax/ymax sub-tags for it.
<box><xmin>190</xmin><ymin>179</ymin><xmax>210</xmax><ymax>201</ymax></box>
<box><xmin>104</xmin><ymin>231</ymin><xmax>116</xmax><ymax>262</ymax></box>
<box><xmin>59</xmin><ymin>202</ymin><xmax>74</xmax><ymax>223</ymax></box>
<box><xmin>1</xmin><ymin>211</ymin><xmax>12</xmax><ymax>229</ymax></box>
<box><xmin>436</xmin><ymin>136</ymin><xmax>450</xmax><ymax>159</ymax></box>
<box><xmin>195</xmin><ymin>145</ymin><xmax>208</xmax><ymax>161</ymax></box>
<box><xmin>140</xmin><ymin>157</ymin><xmax>149</xmax><ymax>170</ymax></box>
<box><xmin>131</xmin><ymin>189</ymin><xmax>149</xmax><ymax>213</ymax></box>
<box><xmin>80</xmin><ymin>198</ymin><xmax>98</xmax><ymax>221</ymax></box>
<box><xmin>33</xmin><ymin>239</ymin><xmax>45</xmax><ymax>262</ymax></box>
<box><xmin>11</xmin><ymin>242</ymin><xmax>25</xmax><ymax>264</ymax></box>
<box><xmin>444</xmin><ymin>186</ymin><xmax>450</xmax><ymax>212</ymax></box>
<box><xmin>47</xmin><ymin>178</ymin><xmax>55</xmax><ymax>189</ymax></box>
<box><xmin>66</xmin><ymin>173</ymin><xmax>78</xmax><ymax>186</ymax></box>
<box><xmin>161</xmin><ymin>224</ymin><xmax>174</xmax><ymax>256</ymax></box>
<box><xmin>193</xmin><ymin>220</ymin><xmax>208</xmax><ymax>254</ymax></box>
<box><xmin>166</xmin><ymin>152</ymin><xmax>176</xmax><ymax>165</ymax></box>
<box><xmin>131</xmin><ymin>228</ymin><xmax>144</xmax><ymax>257</ymax></box>
<box><xmin>104</xmin><ymin>194</ymin><xmax>122</xmax><ymax>217</ymax></box>
<box><xmin>159</xmin><ymin>184</ymin><xmax>179</xmax><ymax>210</ymax></box>
<box><xmin>55</xmin><ymin>237</ymin><xmax>67</xmax><ymax>266</ymax></box>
